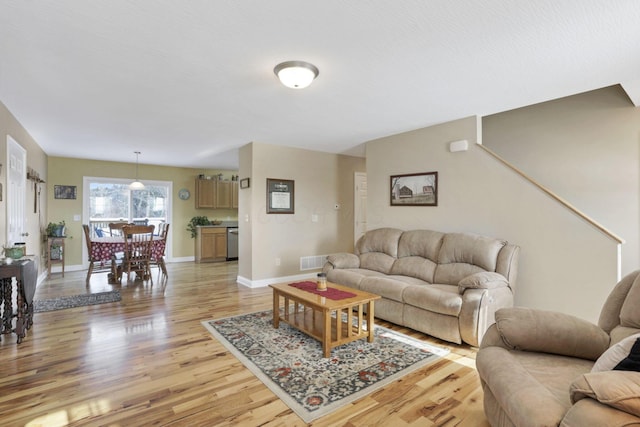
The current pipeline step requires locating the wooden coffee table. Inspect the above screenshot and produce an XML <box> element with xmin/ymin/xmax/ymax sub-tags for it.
<box><xmin>270</xmin><ymin>281</ymin><xmax>381</xmax><ymax>357</ymax></box>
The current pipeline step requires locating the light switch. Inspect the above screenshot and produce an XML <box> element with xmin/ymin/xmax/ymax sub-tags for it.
<box><xmin>311</xmin><ymin>214</ymin><xmax>318</xmax><ymax>223</ymax></box>
<box><xmin>73</xmin><ymin>215</ymin><xmax>81</xmax><ymax>221</ymax></box>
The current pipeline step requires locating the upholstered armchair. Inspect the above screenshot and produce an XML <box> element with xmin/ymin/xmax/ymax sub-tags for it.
<box><xmin>476</xmin><ymin>270</ymin><xmax>640</xmax><ymax>426</ymax></box>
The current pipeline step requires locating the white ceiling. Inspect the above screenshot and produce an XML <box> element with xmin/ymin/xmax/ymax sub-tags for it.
<box><xmin>1</xmin><ymin>1</ymin><xmax>639</xmax><ymax>170</ymax></box>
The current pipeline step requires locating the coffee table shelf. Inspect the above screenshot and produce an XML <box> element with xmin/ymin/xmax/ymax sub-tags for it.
<box><xmin>285</xmin><ymin>306</ymin><xmax>368</xmax><ymax>343</ymax></box>
<box><xmin>270</xmin><ymin>281</ymin><xmax>380</xmax><ymax>357</ymax></box>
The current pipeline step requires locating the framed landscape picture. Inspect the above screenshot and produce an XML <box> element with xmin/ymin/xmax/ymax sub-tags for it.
<box><xmin>54</xmin><ymin>185</ymin><xmax>77</xmax><ymax>200</ymax></box>
<box><xmin>390</xmin><ymin>172</ymin><xmax>438</xmax><ymax>206</ymax></box>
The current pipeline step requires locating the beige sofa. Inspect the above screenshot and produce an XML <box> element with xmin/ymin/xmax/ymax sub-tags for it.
<box><xmin>322</xmin><ymin>227</ymin><xmax>519</xmax><ymax>346</ymax></box>
<box><xmin>477</xmin><ymin>270</ymin><xmax>640</xmax><ymax>426</ymax></box>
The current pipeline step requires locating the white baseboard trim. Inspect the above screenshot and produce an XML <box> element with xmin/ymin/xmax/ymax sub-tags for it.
<box><xmin>237</xmin><ymin>272</ymin><xmax>317</xmax><ymax>288</ymax></box>
<box><xmin>49</xmin><ymin>264</ymin><xmax>85</xmax><ymax>274</ymax></box>
<box><xmin>168</xmin><ymin>256</ymin><xmax>196</xmax><ymax>263</ymax></box>
<box><xmin>37</xmin><ymin>272</ymin><xmax>48</xmax><ymax>286</ymax></box>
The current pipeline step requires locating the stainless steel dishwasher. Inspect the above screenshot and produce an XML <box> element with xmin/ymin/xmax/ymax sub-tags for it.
<box><xmin>226</xmin><ymin>227</ymin><xmax>238</xmax><ymax>260</ymax></box>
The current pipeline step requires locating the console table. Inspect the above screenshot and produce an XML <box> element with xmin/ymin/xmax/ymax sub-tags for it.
<box><xmin>0</xmin><ymin>258</ymin><xmax>37</xmax><ymax>343</ymax></box>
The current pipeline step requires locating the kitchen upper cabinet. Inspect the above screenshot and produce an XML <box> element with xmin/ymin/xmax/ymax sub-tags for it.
<box><xmin>195</xmin><ymin>179</ymin><xmax>239</xmax><ymax>209</ymax></box>
<box><xmin>195</xmin><ymin>179</ymin><xmax>216</xmax><ymax>208</ymax></box>
<box><xmin>216</xmin><ymin>181</ymin><xmax>232</xmax><ymax>209</ymax></box>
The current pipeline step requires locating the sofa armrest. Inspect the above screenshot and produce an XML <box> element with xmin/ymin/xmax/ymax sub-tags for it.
<box><xmin>458</xmin><ymin>272</ymin><xmax>509</xmax><ymax>293</ymax></box>
<box><xmin>325</xmin><ymin>253</ymin><xmax>360</xmax><ymax>269</ymax></box>
<box><xmin>570</xmin><ymin>371</ymin><xmax>640</xmax><ymax>418</ymax></box>
<box><xmin>561</xmin><ymin>398</ymin><xmax>640</xmax><ymax>427</ymax></box>
<box><xmin>490</xmin><ymin>307</ymin><xmax>610</xmax><ymax>360</ymax></box>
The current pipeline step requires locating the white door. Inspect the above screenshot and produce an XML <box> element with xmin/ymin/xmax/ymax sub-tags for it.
<box><xmin>7</xmin><ymin>136</ymin><xmax>27</xmax><ymax>245</ymax></box>
<box><xmin>354</xmin><ymin>172</ymin><xmax>367</xmax><ymax>245</ymax></box>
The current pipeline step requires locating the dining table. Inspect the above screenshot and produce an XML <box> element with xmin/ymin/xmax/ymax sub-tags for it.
<box><xmin>90</xmin><ymin>236</ymin><xmax>166</xmax><ymax>279</ymax></box>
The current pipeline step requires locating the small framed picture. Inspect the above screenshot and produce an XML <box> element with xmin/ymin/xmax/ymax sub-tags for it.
<box><xmin>266</xmin><ymin>178</ymin><xmax>294</xmax><ymax>214</ymax></box>
<box><xmin>240</xmin><ymin>178</ymin><xmax>250</xmax><ymax>189</ymax></box>
<box><xmin>390</xmin><ymin>172</ymin><xmax>438</xmax><ymax>206</ymax></box>
<box><xmin>54</xmin><ymin>185</ymin><xmax>77</xmax><ymax>200</ymax></box>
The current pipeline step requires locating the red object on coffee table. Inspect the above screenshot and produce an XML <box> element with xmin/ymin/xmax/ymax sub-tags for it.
<box><xmin>289</xmin><ymin>281</ymin><xmax>357</xmax><ymax>300</ymax></box>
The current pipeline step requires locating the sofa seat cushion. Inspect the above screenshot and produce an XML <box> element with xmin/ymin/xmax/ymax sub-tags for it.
<box><xmin>326</xmin><ymin>268</ymin><xmax>386</xmax><ymax>290</ymax></box>
<box><xmin>477</xmin><ymin>346</ymin><xmax>594</xmax><ymax>427</ymax></box>
<box><xmin>403</xmin><ymin>284</ymin><xmax>462</xmax><ymax>316</ymax></box>
<box><xmin>358</xmin><ymin>276</ymin><xmax>414</xmax><ymax>302</ymax></box>
<box><xmin>387</xmin><ymin>274</ymin><xmax>431</xmax><ymax>287</ymax></box>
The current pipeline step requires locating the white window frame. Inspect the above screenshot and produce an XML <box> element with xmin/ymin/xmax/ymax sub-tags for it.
<box><xmin>82</xmin><ymin>176</ymin><xmax>173</xmax><ymax>267</ymax></box>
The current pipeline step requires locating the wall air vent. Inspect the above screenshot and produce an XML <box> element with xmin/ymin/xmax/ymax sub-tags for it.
<box><xmin>300</xmin><ymin>255</ymin><xmax>328</xmax><ymax>271</ymax></box>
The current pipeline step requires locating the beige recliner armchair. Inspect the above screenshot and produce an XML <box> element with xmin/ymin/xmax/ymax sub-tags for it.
<box><xmin>476</xmin><ymin>270</ymin><xmax>640</xmax><ymax>426</ymax></box>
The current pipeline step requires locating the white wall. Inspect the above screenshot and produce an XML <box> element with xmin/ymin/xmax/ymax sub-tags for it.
<box><xmin>366</xmin><ymin>116</ymin><xmax>619</xmax><ymax>323</ymax></box>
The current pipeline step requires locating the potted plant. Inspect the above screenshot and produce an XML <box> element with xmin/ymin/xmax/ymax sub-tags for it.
<box><xmin>46</xmin><ymin>221</ymin><xmax>66</xmax><ymax>237</ymax></box>
<box><xmin>187</xmin><ymin>216</ymin><xmax>211</xmax><ymax>238</ymax></box>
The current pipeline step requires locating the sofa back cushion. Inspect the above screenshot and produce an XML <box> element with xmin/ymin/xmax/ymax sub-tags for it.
<box><xmin>390</xmin><ymin>230</ymin><xmax>444</xmax><ymax>283</ymax></box>
<box><xmin>620</xmin><ymin>273</ymin><xmax>640</xmax><ymax>329</ymax></box>
<box><xmin>356</xmin><ymin>228</ymin><xmax>403</xmax><ymax>274</ymax></box>
<box><xmin>599</xmin><ymin>270</ymin><xmax>640</xmax><ymax>338</ymax></box>
<box><xmin>434</xmin><ymin>232</ymin><xmax>507</xmax><ymax>285</ymax></box>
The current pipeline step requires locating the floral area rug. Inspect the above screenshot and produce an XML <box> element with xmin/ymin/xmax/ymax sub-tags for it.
<box><xmin>201</xmin><ymin>310</ymin><xmax>449</xmax><ymax>423</ymax></box>
<box><xmin>33</xmin><ymin>291</ymin><xmax>121</xmax><ymax>313</ymax></box>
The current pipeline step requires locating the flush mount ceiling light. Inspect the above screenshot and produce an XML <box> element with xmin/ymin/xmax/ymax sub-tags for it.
<box><xmin>129</xmin><ymin>151</ymin><xmax>145</xmax><ymax>190</ymax></box>
<box><xmin>273</xmin><ymin>61</ymin><xmax>319</xmax><ymax>89</ymax></box>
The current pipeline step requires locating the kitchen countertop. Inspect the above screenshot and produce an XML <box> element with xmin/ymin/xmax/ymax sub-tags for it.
<box><xmin>197</xmin><ymin>221</ymin><xmax>238</xmax><ymax>228</ymax></box>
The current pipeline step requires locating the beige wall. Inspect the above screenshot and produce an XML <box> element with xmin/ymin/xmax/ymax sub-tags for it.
<box><xmin>483</xmin><ymin>85</ymin><xmax>640</xmax><ymax>277</ymax></box>
<box><xmin>47</xmin><ymin>156</ymin><xmax>238</xmax><ymax>267</ymax></box>
<box><xmin>366</xmin><ymin>116</ymin><xmax>619</xmax><ymax>322</ymax></box>
<box><xmin>0</xmin><ymin>101</ymin><xmax>48</xmax><ymax>271</ymax></box>
<box><xmin>238</xmin><ymin>142</ymin><xmax>365</xmax><ymax>285</ymax></box>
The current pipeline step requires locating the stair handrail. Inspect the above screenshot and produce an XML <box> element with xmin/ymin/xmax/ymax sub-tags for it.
<box><xmin>477</xmin><ymin>143</ymin><xmax>624</xmax><ymax>244</ymax></box>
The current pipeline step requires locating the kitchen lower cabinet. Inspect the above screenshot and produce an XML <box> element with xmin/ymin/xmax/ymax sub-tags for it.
<box><xmin>195</xmin><ymin>227</ymin><xmax>227</xmax><ymax>262</ymax></box>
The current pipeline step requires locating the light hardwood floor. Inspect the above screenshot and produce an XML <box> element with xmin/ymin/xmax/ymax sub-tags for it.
<box><xmin>0</xmin><ymin>261</ymin><xmax>491</xmax><ymax>427</ymax></box>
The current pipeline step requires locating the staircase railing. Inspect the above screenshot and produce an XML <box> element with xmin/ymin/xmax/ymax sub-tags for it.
<box><xmin>477</xmin><ymin>143</ymin><xmax>624</xmax><ymax>244</ymax></box>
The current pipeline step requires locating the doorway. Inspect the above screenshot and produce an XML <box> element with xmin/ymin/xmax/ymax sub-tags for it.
<box><xmin>354</xmin><ymin>172</ymin><xmax>367</xmax><ymax>245</ymax></box>
<box><xmin>6</xmin><ymin>136</ymin><xmax>27</xmax><ymax>246</ymax></box>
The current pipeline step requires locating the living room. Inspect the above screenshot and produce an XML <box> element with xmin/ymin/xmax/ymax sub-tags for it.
<box><xmin>31</xmin><ymin>84</ymin><xmax>640</xmax><ymax>324</ymax></box>
<box><xmin>1</xmin><ymin>2</ymin><xmax>640</xmax><ymax>425</ymax></box>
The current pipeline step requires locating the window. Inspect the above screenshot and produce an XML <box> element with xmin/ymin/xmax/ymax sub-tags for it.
<box><xmin>83</xmin><ymin>177</ymin><xmax>172</xmax><ymax>237</ymax></box>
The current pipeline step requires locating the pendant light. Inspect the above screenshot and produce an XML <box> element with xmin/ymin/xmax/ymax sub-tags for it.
<box><xmin>130</xmin><ymin>151</ymin><xmax>145</xmax><ymax>190</ymax></box>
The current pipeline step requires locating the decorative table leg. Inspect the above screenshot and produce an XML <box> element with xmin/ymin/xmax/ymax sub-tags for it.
<box><xmin>1</xmin><ymin>278</ymin><xmax>13</xmax><ymax>335</ymax></box>
<box><xmin>323</xmin><ymin>309</ymin><xmax>331</xmax><ymax>358</ymax></box>
<box><xmin>272</xmin><ymin>291</ymin><xmax>280</xmax><ymax>328</ymax></box>
<box><xmin>15</xmin><ymin>279</ymin><xmax>26</xmax><ymax>343</ymax></box>
<box><xmin>367</xmin><ymin>301</ymin><xmax>376</xmax><ymax>343</ymax></box>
